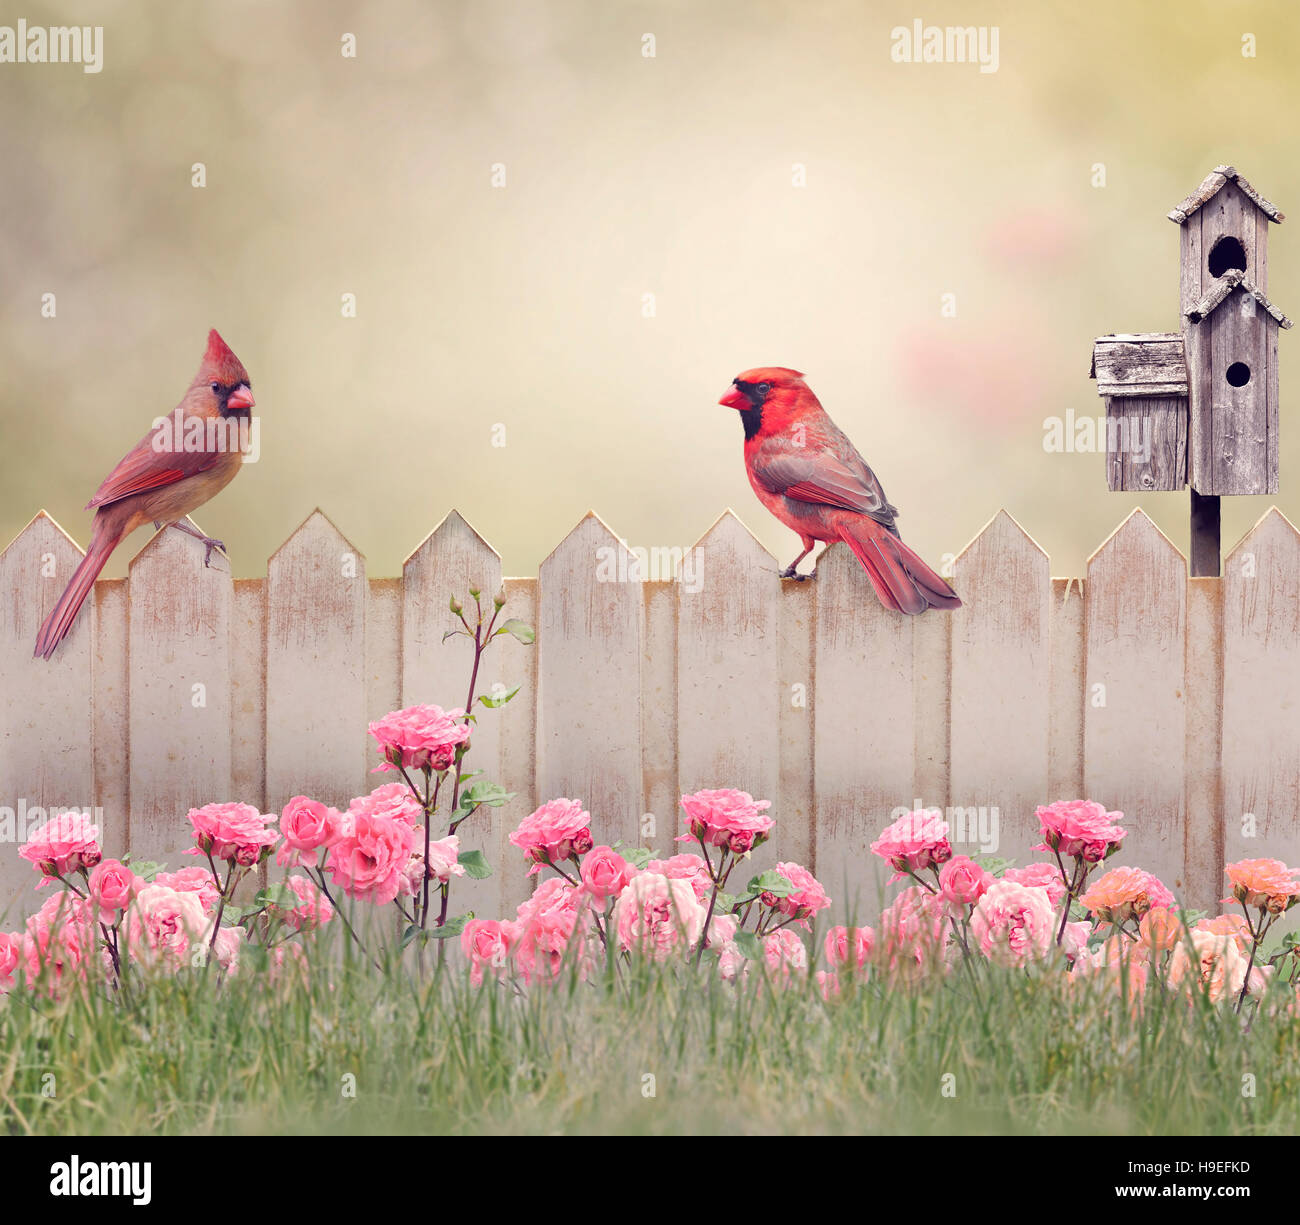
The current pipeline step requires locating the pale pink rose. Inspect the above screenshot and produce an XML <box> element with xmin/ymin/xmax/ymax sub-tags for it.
<box><xmin>765</xmin><ymin>862</ymin><xmax>831</xmax><ymax>926</ymax></box>
<box><xmin>969</xmin><ymin>881</ymin><xmax>1055</xmax><ymax>967</ymax></box>
<box><xmin>347</xmin><ymin>782</ymin><xmax>424</xmax><ymax>828</ymax></box>
<box><xmin>762</xmin><ymin>929</ymin><xmax>809</xmax><ymax>980</ymax></box>
<box><xmin>87</xmin><ymin>859</ymin><xmax>142</xmax><ymax>923</ymax></box>
<box><xmin>938</xmin><ymin>855</ymin><xmax>993</xmax><ymax>907</ymax></box>
<box><xmin>509</xmin><ymin>798</ymin><xmax>592</xmax><ymax>876</ymax></box>
<box><xmin>646</xmin><ymin>853</ymin><xmax>713</xmax><ymax>901</ymax></box>
<box><xmin>185</xmin><ymin>801</ymin><xmax>279</xmax><ymax>865</ymax></box>
<box><xmin>123</xmin><ymin>885</ymin><xmax>210</xmax><ymax>967</ymax></box>
<box><xmin>1002</xmin><ymin>862</ymin><xmax>1069</xmax><ymax>907</ymax></box>
<box><xmin>877</xmin><ymin>885</ymin><xmax>949</xmax><ymax>975</ymax></box>
<box><xmin>580</xmin><ymin>845</ymin><xmax>635</xmax><ymax>901</ymax></box>
<box><xmin>461</xmin><ymin>919</ymin><xmax>516</xmax><ymax>986</ymax></box>
<box><xmin>424</xmin><ymin>835</ymin><xmax>465</xmax><ymax>884</ymax></box>
<box><xmin>1060</xmin><ymin>921</ymin><xmax>1092</xmax><ymax>962</ymax></box>
<box><xmin>676</xmin><ymin>789</ymin><xmax>774</xmax><ymax>855</ymax></box>
<box><xmin>708</xmin><ymin>913</ymin><xmax>738</xmax><ymax>946</ymax></box>
<box><xmin>1168</xmin><ymin>930</ymin><xmax>1248</xmax><ymax>1003</ymax></box>
<box><xmin>1033</xmin><ymin>800</ymin><xmax>1126</xmax><ymax>862</ymax></box>
<box><xmin>212</xmin><ymin>925</ymin><xmax>246</xmax><ymax>975</ymax></box>
<box><xmin>1246</xmin><ymin>963</ymin><xmax>1274</xmax><ymax>997</ymax></box>
<box><xmin>368</xmin><ymin>703</ymin><xmax>471</xmax><ymax>774</ymax></box>
<box><xmin>824</xmin><ymin>925</ymin><xmax>875</xmax><ymax>972</ymax></box>
<box><xmin>0</xmin><ymin>930</ymin><xmax>20</xmax><ymax>992</ymax></box>
<box><xmin>21</xmin><ymin>893</ymin><xmax>95</xmax><ymax>993</ymax></box>
<box><xmin>276</xmin><ymin>795</ymin><xmax>343</xmax><ymax>867</ymax></box>
<box><xmin>716</xmin><ymin>940</ymin><xmax>747</xmax><ymax>983</ymax></box>
<box><xmin>614</xmin><ymin>872</ymin><xmax>705</xmax><ymax>960</ymax></box>
<box><xmin>325</xmin><ymin>810</ymin><xmax>420</xmax><ymax>906</ymax></box>
<box><xmin>1193</xmin><ymin>914</ymin><xmax>1252</xmax><ymax>954</ymax></box>
<box><xmin>514</xmin><ymin>879</ymin><xmax>589</xmax><ymax>984</ymax></box>
<box><xmin>1223</xmin><ymin>858</ymin><xmax>1300</xmax><ymax>913</ymax></box>
<box><xmin>19</xmin><ymin>811</ymin><xmax>101</xmax><ymax>886</ymax></box>
<box><xmin>816</xmin><ymin>970</ymin><xmax>841</xmax><ymax>1000</ymax></box>
<box><xmin>268</xmin><ymin>875</ymin><xmax>335</xmax><ymax>931</ymax></box>
<box><xmin>1080</xmin><ymin>866</ymin><xmax>1175</xmax><ymax>925</ymax></box>
<box><xmin>870</xmin><ymin>810</ymin><xmax>952</xmax><ymax>883</ymax></box>
<box><xmin>153</xmin><ymin>866</ymin><xmax>221</xmax><ymax>911</ymax></box>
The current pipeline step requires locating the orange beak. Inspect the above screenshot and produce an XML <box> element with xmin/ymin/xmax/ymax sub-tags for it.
<box><xmin>227</xmin><ymin>385</ymin><xmax>255</xmax><ymax>411</ymax></box>
<box><xmin>719</xmin><ymin>384</ymin><xmax>748</xmax><ymax>410</ymax></box>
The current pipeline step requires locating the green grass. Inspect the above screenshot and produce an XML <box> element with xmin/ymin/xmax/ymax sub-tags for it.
<box><xmin>3</xmin><ymin>938</ymin><xmax>1298</xmax><ymax>1135</ymax></box>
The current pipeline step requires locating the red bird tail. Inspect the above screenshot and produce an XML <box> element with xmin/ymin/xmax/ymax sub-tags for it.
<box><xmin>838</xmin><ymin>519</ymin><xmax>961</xmax><ymax>616</ymax></box>
<box><xmin>34</xmin><ymin>524</ymin><xmax>122</xmax><ymax>659</ymax></box>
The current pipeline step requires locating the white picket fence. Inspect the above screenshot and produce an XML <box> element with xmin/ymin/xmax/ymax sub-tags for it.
<box><xmin>2</xmin><ymin>504</ymin><xmax>1298</xmax><ymax>923</ymax></box>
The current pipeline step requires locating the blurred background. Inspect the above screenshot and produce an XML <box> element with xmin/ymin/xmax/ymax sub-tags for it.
<box><xmin>2</xmin><ymin>0</ymin><xmax>1299</xmax><ymax>577</ymax></box>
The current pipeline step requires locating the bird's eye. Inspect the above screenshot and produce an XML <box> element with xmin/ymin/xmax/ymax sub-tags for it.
<box><xmin>210</xmin><ymin>382</ymin><xmax>221</xmax><ymax>394</ymax></box>
<box><xmin>758</xmin><ymin>382</ymin><xmax>772</xmax><ymax>395</ymax></box>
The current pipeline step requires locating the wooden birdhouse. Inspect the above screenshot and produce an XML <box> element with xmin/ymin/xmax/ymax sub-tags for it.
<box><xmin>1090</xmin><ymin>165</ymin><xmax>1292</xmax><ymax>574</ymax></box>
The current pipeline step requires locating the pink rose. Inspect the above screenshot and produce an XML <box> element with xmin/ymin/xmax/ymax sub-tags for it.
<box><xmin>185</xmin><ymin>802</ymin><xmax>279</xmax><ymax>865</ymax></box>
<box><xmin>509</xmin><ymin>798</ymin><xmax>592</xmax><ymax>876</ymax></box>
<box><xmin>153</xmin><ymin>866</ymin><xmax>221</xmax><ymax>911</ymax></box>
<box><xmin>348</xmin><ymin>783</ymin><xmax>424</xmax><ymax>828</ymax></box>
<box><xmin>580</xmin><ymin>845</ymin><xmax>636</xmax><ymax>901</ymax></box>
<box><xmin>614</xmin><ymin>872</ymin><xmax>705</xmax><ymax>960</ymax></box>
<box><xmin>969</xmin><ymin>881</ymin><xmax>1055</xmax><ymax>967</ymax></box>
<box><xmin>514</xmin><ymin>879</ymin><xmax>590</xmax><ymax>984</ymax></box>
<box><xmin>325</xmin><ymin>811</ymin><xmax>420</xmax><ymax>906</ymax></box>
<box><xmin>938</xmin><ymin>855</ymin><xmax>992</xmax><ymax>907</ymax></box>
<box><xmin>1033</xmin><ymin>800</ymin><xmax>1126</xmax><ymax>861</ymax></box>
<box><xmin>268</xmin><ymin>875</ymin><xmax>335</xmax><ymax>931</ymax></box>
<box><xmin>277</xmin><ymin>795</ymin><xmax>343</xmax><ymax>867</ymax></box>
<box><xmin>368</xmin><ymin>703</ymin><xmax>471</xmax><ymax>775</ymax></box>
<box><xmin>676</xmin><ymin>789</ymin><xmax>774</xmax><ymax>855</ymax></box>
<box><xmin>87</xmin><ymin>859</ymin><xmax>142</xmax><ymax>922</ymax></box>
<box><xmin>646</xmin><ymin>853</ymin><xmax>713</xmax><ymax>901</ymax></box>
<box><xmin>19</xmin><ymin>811</ymin><xmax>101</xmax><ymax>886</ymax></box>
<box><xmin>764</xmin><ymin>861</ymin><xmax>831</xmax><ymax>926</ymax></box>
<box><xmin>1002</xmin><ymin>862</ymin><xmax>1068</xmax><ymax>907</ymax></box>
<box><xmin>423</xmin><ymin>835</ymin><xmax>465</xmax><ymax>885</ymax></box>
<box><xmin>0</xmin><ymin>930</ymin><xmax>20</xmax><ymax>992</ymax></box>
<box><xmin>870</xmin><ymin>809</ymin><xmax>952</xmax><ymax>883</ymax></box>
<box><xmin>123</xmin><ymin>885</ymin><xmax>210</xmax><ymax>966</ymax></box>
<box><xmin>762</xmin><ymin>929</ymin><xmax>809</xmax><ymax>980</ymax></box>
<box><xmin>824</xmin><ymin>925</ymin><xmax>875</xmax><ymax>971</ymax></box>
<box><xmin>461</xmin><ymin>919</ymin><xmax>516</xmax><ymax>986</ymax></box>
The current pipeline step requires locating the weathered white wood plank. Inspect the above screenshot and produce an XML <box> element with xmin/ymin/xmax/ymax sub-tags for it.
<box><xmin>0</xmin><ymin>513</ymin><xmax>95</xmax><ymax>916</ymax></box>
<box><xmin>1084</xmin><ymin>511</ymin><xmax>1187</xmax><ymax>892</ymax></box>
<box><xmin>1048</xmin><ymin>578</ymin><xmax>1085</xmax><ymax>802</ymax></box>
<box><xmin>536</xmin><ymin>513</ymin><xmax>644</xmax><ymax>854</ymax></box>
<box><xmin>402</xmin><ymin>510</ymin><xmax>505</xmax><ymax>918</ymax></box>
<box><xmin>266</xmin><ymin>511</ymin><xmax>367</xmax><ymax>814</ymax></box>
<box><xmin>777</xmin><ymin>575</ymin><xmax>814</xmax><ymax>870</ymax></box>
<box><xmin>1222</xmin><ymin>510</ymin><xmax>1300</xmax><ymax>894</ymax></box>
<box><xmin>92</xmin><ymin>578</ymin><xmax>129</xmax><ymax>870</ymax></box>
<box><xmin>127</xmin><ymin>518</ymin><xmax>233</xmax><ymax>865</ymax></box>
<box><xmin>677</xmin><ymin>511</ymin><xmax>781</xmax><ymax>874</ymax></box>
<box><xmin>642</xmin><ymin>579</ymin><xmax>677</xmax><ymax>858</ymax></box>
<box><xmin>950</xmin><ymin>512</ymin><xmax>1050</xmax><ymax>866</ymax></box>
<box><xmin>812</xmin><ymin>541</ymin><xmax>914</xmax><ymax>924</ymax></box>
<box><xmin>498</xmin><ymin>576</ymin><xmax>537</xmax><ymax>915</ymax></box>
<box><xmin>1184</xmin><ymin>576</ymin><xmax>1223</xmax><ymax>914</ymax></box>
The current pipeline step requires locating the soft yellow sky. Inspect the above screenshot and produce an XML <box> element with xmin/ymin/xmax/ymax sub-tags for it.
<box><xmin>2</xmin><ymin>0</ymin><xmax>1299</xmax><ymax>577</ymax></box>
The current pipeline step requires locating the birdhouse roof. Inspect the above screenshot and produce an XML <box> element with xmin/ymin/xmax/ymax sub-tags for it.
<box><xmin>1168</xmin><ymin>166</ymin><xmax>1285</xmax><ymax>224</ymax></box>
<box><xmin>1090</xmin><ymin>332</ymin><xmax>1188</xmax><ymax>397</ymax></box>
<box><xmin>1185</xmin><ymin>270</ymin><xmax>1293</xmax><ymax>329</ymax></box>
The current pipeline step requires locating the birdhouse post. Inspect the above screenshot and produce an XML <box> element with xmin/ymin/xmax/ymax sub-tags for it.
<box><xmin>1091</xmin><ymin>166</ymin><xmax>1292</xmax><ymax>576</ymax></box>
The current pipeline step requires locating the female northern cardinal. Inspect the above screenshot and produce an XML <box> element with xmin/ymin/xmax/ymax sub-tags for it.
<box><xmin>34</xmin><ymin>329</ymin><xmax>256</xmax><ymax>659</ymax></box>
<box><xmin>720</xmin><ymin>366</ymin><xmax>960</xmax><ymax>615</ymax></box>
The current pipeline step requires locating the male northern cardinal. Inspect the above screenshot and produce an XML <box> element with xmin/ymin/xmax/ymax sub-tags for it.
<box><xmin>720</xmin><ymin>367</ymin><xmax>960</xmax><ymax>614</ymax></box>
<box><xmin>34</xmin><ymin>329</ymin><xmax>255</xmax><ymax>659</ymax></box>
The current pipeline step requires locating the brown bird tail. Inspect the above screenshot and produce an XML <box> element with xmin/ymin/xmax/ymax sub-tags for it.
<box><xmin>839</xmin><ymin>521</ymin><xmax>961</xmax><ymax>616</ymax></box>
<box><xmin>34</xmin><ymin>521</ymin><xmax>122</xmax><ymax>659</ymax></box>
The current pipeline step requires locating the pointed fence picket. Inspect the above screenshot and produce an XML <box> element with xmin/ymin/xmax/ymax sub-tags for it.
<box><xmin>3</xmin><ymin>503</ymin><xmax>1300</xmax><ymax>925</ymax></box>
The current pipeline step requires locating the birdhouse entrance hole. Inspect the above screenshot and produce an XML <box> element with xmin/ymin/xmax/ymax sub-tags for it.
<box><xmin>1208</xmin><ymin>235</ymin><xmax>1247</xmax><ymax>277</ymax></box>
<box><xmin>1225</xmin><ymin>361</ymin><xmax>1252</xmax><ymax>387</ymax></box>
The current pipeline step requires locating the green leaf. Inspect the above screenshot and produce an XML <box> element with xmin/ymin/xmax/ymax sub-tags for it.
<box><xmin>733</xmin><ymin>931</ymin><xmax>765</xmax><ymax>961</ymax></box>
<box><xmin>971</xmin><ymin>855</ymin><xmax>1016</xmax><ymax>878</ymax></box>
<box><xmin>611</xmin><ymin>842</ymin><xmax>652</xmax><ymax>871</ymax></box>
<box><xmin>714</xmin><ymin>891</ymin><xmax>740</xmax><ymax>912</ymax></box>
<box><xmin>126</xmin><ymin>860</ymin><xmax>166</xmax><ymax>882</ymax></box>
<box><xmin>256</xmin><ymin>882</ymin><xmax>302</xmax><ymax>909</ymax></box>
<box><xmin>478</xmin><ymin>685</ymin><xmax>520</xmax><ymax>709</ymax></box>
<box><xmin>746</xmin><ymin>870</ymin><xmax>795</xmax><ymax>900</ymax></box>
<box><xmin>495</xmin><ymin>618</ymin><xmax>535</xmax><ymax>644</ymax></box>
<box><xmin>458</xmin><ymin>850</ymin><xmax>493</xmax><ymax>880</ymax></box>
<box><xmin>455</xmin><ymin>780</ymin><xmax>515</xmax><ymax>817</ymax></box>
<box><xmin>428</xmin><ymin>914</ymin><xmax>473</xmax><ymax>939</ymax></box>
